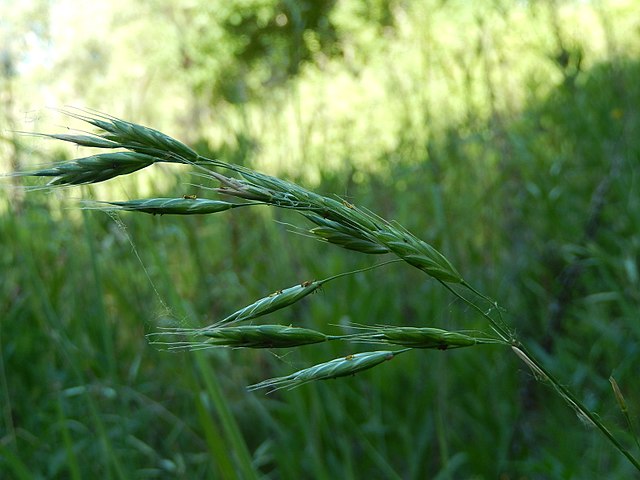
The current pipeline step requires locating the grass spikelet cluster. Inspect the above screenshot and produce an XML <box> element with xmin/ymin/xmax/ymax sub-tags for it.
<box><xmin>149</xmin><ymin>321</ymin><xmax>497</xmax><ymax>355</ymax></box>
<box><xmin>11</xmin><ymin>110</ymin><xmax>640</xmax><ymax>472</ymax></box>
<box><xmin>21</xmin><ymin>110</ymin><xmax>463</xmax><ymax>286</ymax></box>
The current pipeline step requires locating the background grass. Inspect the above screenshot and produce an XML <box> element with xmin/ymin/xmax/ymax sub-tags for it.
<box><xmin>2</xmin><ymin>0</ymin><xmax>640</xmax><ymax>478</ymax></box>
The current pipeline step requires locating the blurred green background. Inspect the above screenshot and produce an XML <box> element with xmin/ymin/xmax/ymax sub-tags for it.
<box><xmin>2</xmin><ymin>0</ymin><xmax>640</xmax><ymax>478</ymax></box>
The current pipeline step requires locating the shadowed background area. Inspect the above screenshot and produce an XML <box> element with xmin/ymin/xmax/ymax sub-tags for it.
<box><xmin>1</xmin><ymin>1</ymin><xmax>640</xmax><ymax>478</ymax></box>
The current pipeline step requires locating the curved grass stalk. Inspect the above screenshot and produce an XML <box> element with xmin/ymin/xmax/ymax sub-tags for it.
<box><xmin>512</xmin><ymin>345</ymin><xmax>640</xmax><ymax>471</ymax></box>
<box><xmin>440</xmin><ymin>280</ymin><xmax>640</xmax><ymax>471</ymax></box>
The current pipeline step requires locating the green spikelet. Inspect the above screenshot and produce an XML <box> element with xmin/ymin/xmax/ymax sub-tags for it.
<box><xmin>103</xmin><ymin>197</ymin><xmax>253</xmax><ymax>215</ymax></box>
<box><xmin>349</xmin><ymin>326</ymin><xmax>503</xmax><ymax>349</ymax></box>
<box><xmin>17</xmin><ymin>152</ymin><xmax>156</xmax><ymax>186</ymax></box>
<box><xmin>248</xmin><ymin>350</ymin><xmax>405</xmax><ymax>391</ymax></box>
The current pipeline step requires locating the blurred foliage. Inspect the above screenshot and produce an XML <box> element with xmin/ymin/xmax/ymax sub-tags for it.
<box><xmin>2</xmin><ymin>0</ymin><xmax>640</xmax><ymax>478</ymax></box>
